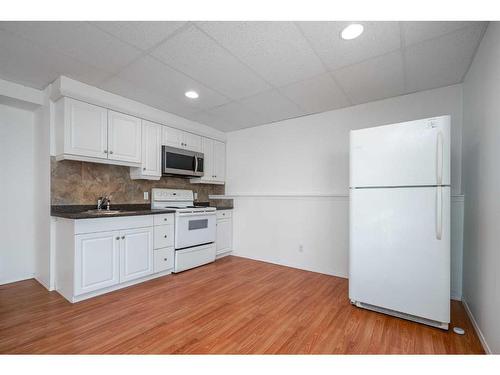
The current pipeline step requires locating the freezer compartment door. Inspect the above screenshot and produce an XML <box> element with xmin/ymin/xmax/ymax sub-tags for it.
<box><xmin>349</xmin><ymin>186</ymin><xmax>450</xmax><ymax>324</ymax></box>
<box><xmin>350</xmin><ymin>116</ymin><xmax>450</xmax><ymax>187</ymax></box>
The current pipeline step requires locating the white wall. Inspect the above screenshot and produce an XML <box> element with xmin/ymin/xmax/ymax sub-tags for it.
<box><xmin>0</xmin><ymin>103</ymin><xmax>36</xmax><ymax>284</ymax></box>
<box><xmin>33</xmin><ymin>87</ymin><xmax>52</xmax><ymax>289</ymax></box>
<box><xmin>462</xmin><ymin>22</ymin><xmax>500</xmax><ymax>354</ymax></box>
<box><xmin>227</xmin><ymin>84</ymin><xmax>464</xmax><ymax>280</ymax></box>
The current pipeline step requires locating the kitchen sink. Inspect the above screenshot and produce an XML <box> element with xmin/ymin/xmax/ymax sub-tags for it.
<box><xmin>84</xmin><ymin>209</ymin><xmax>124</xmax><ymax>215</ymax></box>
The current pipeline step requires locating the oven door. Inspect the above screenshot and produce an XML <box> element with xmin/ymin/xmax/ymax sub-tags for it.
<box><xmin>162</xmin><ymin>146</ymin><xmax>204</xmax><ymax>177</ymax></box>
<box><xmin>175</xmin><ymin>211</ymin><xmax>216</xmax><ymax>249</ymax></box>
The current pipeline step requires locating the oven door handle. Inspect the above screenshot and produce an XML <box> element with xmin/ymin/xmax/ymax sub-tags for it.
<box><xmin>177</xmin><ymin>211</ymin><xmax>216</xmax><ymax>217</ymax></box>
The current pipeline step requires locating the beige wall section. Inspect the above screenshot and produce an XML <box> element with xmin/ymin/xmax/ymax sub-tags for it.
<box><xmin>51</xmin><ymin>158</ymin><xmax>225</xmax><ymax>205</ymax></box>
<box><xmin>462</xmin><ymin>22</ymin><xmax>499</xmax><ymax>354</ymax></box>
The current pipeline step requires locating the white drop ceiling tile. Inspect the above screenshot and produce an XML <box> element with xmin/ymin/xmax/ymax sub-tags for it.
<box><xmin>0</xmin><ymin>21</ymin><xmax>142</xmax><ymax>73</ymax></box>
<box><xmin>197</xmin><ymin>21</ymin><xmax>326</xmax><ymax>87</ymax></box>
<box><xmin>91</xmin><ymin>21</ymin><xmax>186</xmax><ymax>51</ymax></box>
<box><xmin>279</xmin><ymin>72</ymin><xmax>350</xmax><ymax>113</ymax></box>
<box><xmin>207</xmin><ymin>101</ymin><xmax>269</xmax><ymax>130</ymax></box>
<box><xmin>188</xmin><ymin>110</ymin><xmax>230</xmax><ymax>130</ymax></box>
<box><xmin>99</xmin><ymin>75</ymin><xmax>202</xmax><ymax>118</ymax></box>
<box><xmin>117</xmin><ymin>55</ymin><xmax>230</xmax><ymax>111</ymax></box>
<box><xmin>238</xmin><ymin>89</ymin><xmax>305</xmax><ymax>123</ymax></box>
<box><xmin>402</xmin><ymin>21</ymin><xmax>485</xmax><ymax>47</ymax></box>
<box><xmin>0</xmin><ymin>29</ymin><xmax>109</xmax><ymax>89</ymax></box>
<box><xmin>333</xmin><ymin>51</ymin><xmax>405</xmax><ymax>105</ymax></box>
<box><xmin>150</xmin><ymin>24</ymin><xmax>271</xmax><ymax>100</ymax></box>
<box><xmin>298</xmin><ymin>21</ymin><xmax>401</xmax><ymax>71</ymax></box>
<box><xmin>405</xmin><ymin>25</ymin><xmax>484</xmax><ymax>93</ymax></box>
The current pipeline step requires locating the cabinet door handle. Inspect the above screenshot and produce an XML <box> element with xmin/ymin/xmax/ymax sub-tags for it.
<box><xmin>104</xmin><ymin>150</ymin><xmax>108</xmax><ymax>154</ymax></box>
<box><xmin>164</xmin><ymin>218</ymin><xmax>168</xmax><ymax>221</ymax></box>
<box><xmin>121</xmin><ymin>236</ymin><xmax>125</xmax><ymax>240</ymax></box>
<box><xmin>115</xmin><ymin>236</ymin><xmax>120</xmax><ymax>240</ymax></box>
<box><xmin>143</xmin><ymin>167</ymin><xmax>146</xmax><ymax>170</ymax></box>
<box><xmin>164</xmin><ymin>235</ymin><xmax>167</xmax><ymax>238</ymax></box>
<box><xmin>109</xmin><ymin>151</ymin><xmax>114</xmax><ymax>154</ymax></box>
<box><xmin>164</xmin><ymin>258</ymin><xmax>168</xmax><ymax>261</ymax></box>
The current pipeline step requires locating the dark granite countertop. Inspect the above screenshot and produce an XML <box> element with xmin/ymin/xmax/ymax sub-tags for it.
<box><xmin>194</xmin><ymin>201</ymin><xmax>233</xmax><ymax>210</ymax></box>
<box><xmin>51</xmin><ymin>204</ymin><xmax>176</xmax><ymax>219</ymax></box>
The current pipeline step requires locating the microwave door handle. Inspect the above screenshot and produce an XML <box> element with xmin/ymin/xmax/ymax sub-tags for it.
<box><xmin>194</xmin><ymin>155</ymin><xmax>198</xmax><ymax>173</ymax></box>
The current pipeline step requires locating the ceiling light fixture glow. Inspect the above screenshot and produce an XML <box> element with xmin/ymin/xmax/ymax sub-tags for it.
<box><xmin>341</xmin><ymin>24</ymin><xmax>364</xmax><ymax>40</ymax></box>
<box><xmin>185</xmin><ymin>90</ymin><xmax>199</xmax><ymax>99</ymax></box>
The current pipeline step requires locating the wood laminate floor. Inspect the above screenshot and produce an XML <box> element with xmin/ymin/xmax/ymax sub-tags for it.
<box><xmin>0</xmin><ymin>256</ymin><xmax>484</xmax><ymax>354</ymax></box>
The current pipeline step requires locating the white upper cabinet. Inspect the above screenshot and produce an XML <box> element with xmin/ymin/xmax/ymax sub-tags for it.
<box><xmin>55</xmin><ymin>97</ymin><xmax>142</xmax><ymax>167</ymax></box>
<box><xmin>162</xmin><ymin>126</ymin><xmax>202</xmax><ymax>152</ymax></box>
<box><xmin>130</xmin><ymin>120</ymin><xmax>162</xmax><ymax>180</ymax></box>
<box><xmin>213</xmin><ymin>140</ymin><xmax>226</xmax><ymax>182</ymax></box>
<box><xmin>202</xmin><ymin>137</ymin><xmax>214</xmax><ymax>180</ymax></box>
<box><xmin>162</xmin><ymin>126</ymin><xmax>184</xmax><ymax>149</ymax></box>
<box><xmin>183</xmin><ymin>132</ymin><xmax>202</xmax><ymax>152</ymax></box>
<box><xmin>62</xmin><ymin>98</ymin><xmax>108</xmax><ymax>159</ymax></box>
<box><xmin>108</xmin><ymin>110</ymin><xmax>142</xmax><ymax>163</ymax></box>
<box><xmin>191</xmin><ymin>138</ymin><xmax>226</xmax><ymax>184</ymax></box>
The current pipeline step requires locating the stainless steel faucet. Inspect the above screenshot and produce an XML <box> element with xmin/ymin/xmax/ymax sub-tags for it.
<box><xmin>97</xmin><ymin>194</ymin><xmax>111</xmax><ymax>210</ymax></box>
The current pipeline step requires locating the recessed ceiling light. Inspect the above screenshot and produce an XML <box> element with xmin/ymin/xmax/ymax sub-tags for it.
<box><xmin>185</xmin><ymin>90</ymin><xmax>199</xmax><ymax>99</ymax></box>
<box><xmin>341</xmin><ymin>24</ymin><xmax>364</xmax><ymax>40</ymax></box>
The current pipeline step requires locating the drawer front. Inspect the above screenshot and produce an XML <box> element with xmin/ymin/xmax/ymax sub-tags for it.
<box><xmin>153</xmin><ymin>213</ymin><xmax>174</xmax><ymax>226</ymax></box>
<box><xmin>154</xmin><ymin>224</ymin><xmax>174</xmax><ymax>249</ymax></box>
<box><xmin>154</xmin><ymin>247</ymin><xmax>174</xmax><ymax>273</ymax></box>
<box><xmin>174</xmin><ymin>244</ymin><xmax>216</xmax><ymax>273</ymax></box>
<box><xmin>216</xmin><ymin>210</ymin><xmax>232</xmax><ymax>220</ymax></box>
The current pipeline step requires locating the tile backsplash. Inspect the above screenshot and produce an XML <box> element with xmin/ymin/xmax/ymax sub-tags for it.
<box><xmin>51</xmin><ymin>158</ymin><xmax>225</xmax><ymax>205</ymax></box>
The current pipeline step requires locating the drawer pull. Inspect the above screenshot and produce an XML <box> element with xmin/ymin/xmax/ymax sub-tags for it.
<box><xmin>164</xmin><ymin>235</ymin><xmax>167</xmax><ymax>238</ymax></box>
<box><xmin>164</xmin><ymin>218</ymin><xmax>167</xmax><ymax>221</ymax></box>
<box><xmin>164</xmin><ymin>258</ymin><xmax>168</xmax><ymax>261</ymax></box>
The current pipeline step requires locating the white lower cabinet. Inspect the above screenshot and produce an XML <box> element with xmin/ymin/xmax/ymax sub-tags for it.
<box><xmin>119</xmin><ymin>227</ymin><xmax>153</xmax><ymax>283</ymax></box>
<box><xmin>75</xmin><ymin>231</ymin><xmax>120</xmax><ymax>296</ymax></box>
<box><xmin>55</xmin><ymin>214</ymin><xmax>174</xmax><ymax>303</ymax></box>
<box><xmin>154</xmin><ymin>247</ymin><xmax>175</xmax><ymax>273</ymax></box>
<box><xmin>216</xmin><ymin>210</ymin><xmax>233</xmax><ymax>257</ymax></box>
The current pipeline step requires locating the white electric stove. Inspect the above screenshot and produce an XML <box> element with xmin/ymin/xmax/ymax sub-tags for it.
<box><xmin>152</xmin><ymin>188</ymin><xmax>216</xmax><ymax>272</ymax></box>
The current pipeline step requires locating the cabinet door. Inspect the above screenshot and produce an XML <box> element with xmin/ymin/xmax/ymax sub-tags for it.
<box><xmin>64</xmin><ymin>98</ymin><xmax>108</xmax><ymax>159</ymax></box>
<box><xmin>216</xmin><ymin>218</ymin><xmax>233</xmax><ymax>255</ymax></box>
<box><xmin>162</xmin><ymin>126</ymin><xmax>184</xmax><ymax>149</ymax></box>
<box><xmin>141</xmin><ymin>120</ymin><xmax>162</xmax><ymax>177</ymax></box>
<box><xmin>120</xmin><ymin>227</ymin><xmax>153</xmax><ymax>283</ymax></box>
<box><xmin>108</xmin><ymin>110</ymin><xmax>142</xmax><ymax>163</ymax></box>
<box><xmin>74</xmin><ymin>231</ymin><xmax>120</xmax><ymax>295</ymax></box>
<box><xmin>213</xmin><ymin>141</ymin><xmax>226</xmax><ymax>182</ymax></box>
<box><xmin>184</xmin><ymin>132</ymin><xmax>202</xmax><ymax>152</ymax></box>
<box><xmin>201</xmin><ymin>137</ymin><xmax>214</xmax><ymax>181</ymax></box>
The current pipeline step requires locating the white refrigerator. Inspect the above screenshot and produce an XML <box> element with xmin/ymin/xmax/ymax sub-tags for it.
<box><xmin>349</xmin><ymin>115</ymin><xmax>451</xmax><ymax>329</ymax></box>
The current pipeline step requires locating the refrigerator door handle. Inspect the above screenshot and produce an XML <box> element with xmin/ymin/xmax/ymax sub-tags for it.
<box><xmin>436</xmin><ymin>186</ymin><xmax>443</xmax><ymax>240</ymax></box>
<box><xmin>436</xmin><ymin>132</ymin><xmax>444</xmax><ymax>185</ymax></box>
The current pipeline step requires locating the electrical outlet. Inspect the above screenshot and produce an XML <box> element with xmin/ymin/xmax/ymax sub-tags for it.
<box><xmin>144</xmin><ymin>191</ymin><xmax>149</xmax><ymax>201</ymax></box>
<box><xmin>194</xmin><ymin>192</ymin><xmax>198</xmax><ymax>200</ymax></box>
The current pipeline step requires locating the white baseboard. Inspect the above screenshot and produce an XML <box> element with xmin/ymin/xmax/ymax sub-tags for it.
<box><xmin>0</xmin><ymin>273</ymin><xmax>34</xmax><ymax>286</ymax></box>
<box><xmin>34</xmin><ymin>276</ymin><xmax>53</xmax><ymax>291</ymax></box>
<box><xmin>451</xmin><ymin>291</ymin><xmax>462</xmax><ymax>301</ymax></box>
<box><xmin>462</xmin><ymin>298</ymin><xmax>492</xmax><ymax>354</ymax></box>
